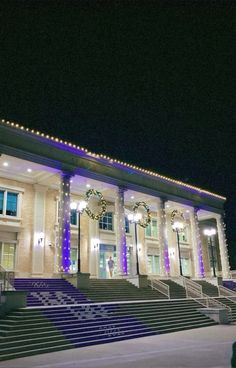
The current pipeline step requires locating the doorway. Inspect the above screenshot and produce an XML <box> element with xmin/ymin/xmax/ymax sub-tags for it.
<box><xmin>99</xmin><ymin>244</ymin><xmax>117</xmax><ymax>279</ymax></box>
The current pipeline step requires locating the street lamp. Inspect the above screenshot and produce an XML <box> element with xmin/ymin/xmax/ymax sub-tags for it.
<box><xmin>128</xmin><ymin>212</ymin><xmax>142</xmax><ymax>275</ymax></box>
<box><xmin>203</xmin><ymin>228</ymin><xmax>217</xmax><ymax>277</ymax></box>
<box><xmin>172</xmin><ymin>219</ymin><xmax>185</xmax><ymax>276</ymax></box>
<box><xmin>70</xmin><ymin>200</ymin><xmax>87</xmax><ymax>273</ymax></box>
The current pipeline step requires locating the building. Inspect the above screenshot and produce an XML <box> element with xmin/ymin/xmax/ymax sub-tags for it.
<box><xmin>0</xmin><ymin>119</ymin><xmax>231</xmax><ymax>280</ymax></box>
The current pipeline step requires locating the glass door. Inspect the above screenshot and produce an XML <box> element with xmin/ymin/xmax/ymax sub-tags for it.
<box><xmin>99</xmin><ymin>244</ymin><xmax>117</xmax><ymax>279</ymax></box>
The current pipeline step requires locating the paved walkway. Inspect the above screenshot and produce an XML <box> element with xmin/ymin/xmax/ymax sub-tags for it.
<box><xmin>1</xmin><ymin>325</ymin><xmax>236</xmax><ymax>368</ymax></box>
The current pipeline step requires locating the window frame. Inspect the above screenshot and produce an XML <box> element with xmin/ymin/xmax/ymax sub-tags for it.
<box><xmin>0</xmin><ymin>241</ymin><xmax>17</xmax><ymax>271</ymax></box>
<box><xmin>0</xmin><ymin>186</ymin><xmax>22</xmax><ymax>219</ymax></box>
<box><xmin>145</xmin><ymin>218</ymin><xmax>158</xmax><ymax>239</ymax></box>
<box><xmin>99</xmin><ymin>212</ymin><xmax>114</xmax><ymax>231</ymax></box>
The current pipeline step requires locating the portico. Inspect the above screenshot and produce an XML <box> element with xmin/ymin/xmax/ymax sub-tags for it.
<box><xmin>0</xmin><ymin>120</ymin><xmax>230</xmax><ymax>281</ymax></box>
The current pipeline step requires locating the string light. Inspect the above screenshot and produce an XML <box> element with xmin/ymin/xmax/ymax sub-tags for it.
<box><xmin>0</xmin><ymin>119</ymin><xmax>226</xmax><ymax>201</ymax></box>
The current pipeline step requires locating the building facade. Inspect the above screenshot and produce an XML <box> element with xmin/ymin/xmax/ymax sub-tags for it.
<box><xmin>0</xmin><ymin>120</ymin><xmax>231</xmax><ymax>280</ymax></box>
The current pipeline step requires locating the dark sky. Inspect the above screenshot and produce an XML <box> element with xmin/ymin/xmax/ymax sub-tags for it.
<box><xmin>1</xmin><ymin>1</ymin><xmax>236</xmax><ymax>264</ymax></box>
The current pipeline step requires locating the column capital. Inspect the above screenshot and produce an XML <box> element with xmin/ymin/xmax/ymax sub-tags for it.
<box><xmin>117</xmin><ymin>186</ymin><xmax>127</xmax><ymax>195</ymax></box>
<box><xmin>33</xmin><ymin>184</ymin><xmax>48</xmax><ymax>193</ymax></box>
<box><xmin>61</xmin><ymin>170</ymin><xmax>74</xmax><ymax>179</ymax></box>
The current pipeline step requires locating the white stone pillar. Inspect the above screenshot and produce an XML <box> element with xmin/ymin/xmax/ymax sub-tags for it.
<box><xmin>190</xmin><ymin>207</ymin><xmax>205</xmax><ymax>278</ymax></box>
<box><xmin>157</xmin><ymin>198</ymin><xmax>170</xmax><ymax>276</ymax></box>
<box><xmin>216</xmin><ymin>214</ymin><xmax>230</xmax><ymax>278</ymax></box>
<box><xmin>32</xmin><ymin>184</ymin><xmax>47</xmax><ymax>276</ymax></box>
<box><xmin>115</xmin><ymin>187</ymin><xmax>127</xmax><ymax>276</ymax></box>
<box><xmin>89</xmin><ymin>218</ymin><xmax>99</xmax><ymax>278</ymax></box>
<box><xmin>58</xmin><ymin>172</ymin><xmax>72</xmax><ymax>273</ymax></box>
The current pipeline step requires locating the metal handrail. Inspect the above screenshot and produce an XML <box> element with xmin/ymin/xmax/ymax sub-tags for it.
<box><xmin>192</xmin><ymin>296</ymin><xmax>232</xmax><ymax>322</ymax></box>
<box><xmin>218</xmin><ymin>285</ymin><xmax>236</xmax><ymax>297</ymax></box>
<box><xmin>148</xmin><ymin>278</ymin><xmax>170</xmax><ymax>299</ymax></box>
<box><xmin>218</xmin><ymin>295</ymin><xmax>236</xmax><ymax>304</ymax></box>
<box><xmin>169</xmin><ymin>276</ymin><xmax>203</xmax><ymax>298</ymax></box>
<box><xmin>183</xmin><ymin>277</ymin><xmax>203</xmax><ymax>298</ymax></box>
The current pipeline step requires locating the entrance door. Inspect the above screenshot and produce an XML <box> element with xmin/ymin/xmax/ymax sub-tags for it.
<box><xmin>99</xmin><ymin>244</ymin><xmax>117</xmax><ymax>279</ymax></box>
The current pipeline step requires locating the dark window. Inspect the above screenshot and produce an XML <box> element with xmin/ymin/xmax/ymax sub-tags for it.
<box><xmin>70</xmin><ymin>209</ymin><xmax>77</xmax><ymax>225</ymax></box>
<box><xmin>6</xmin><ymin>192</ymin><xmax>18</xmax><ymax>216</ymax></box>
<box><xmin>0</xmin><ymin>191</ymin><xmax>3</xmax><ymax>214</ymax></box>
<box><xmin>125</xmin><ymin>216</ymin><xmax>130</xmax><ymax>233</ymax></box>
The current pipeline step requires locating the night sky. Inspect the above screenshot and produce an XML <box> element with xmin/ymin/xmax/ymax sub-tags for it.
<box><xmin>1</xmin><ymin>1</ymin><xmax>236</xmax><ymax>265</ymax></box>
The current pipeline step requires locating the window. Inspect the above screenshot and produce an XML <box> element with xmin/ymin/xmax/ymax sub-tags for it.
<box><xmin>0</xmin><ymin>242</ymin><xmax>16</xmax><ymax>270</ymax></box>
<box><xmin>70</xmin><ymin>209</ymin><xmax>77</xmax><ymax>226</ymax></box>
<box><xmin>147</xmin><ymin>255</ymin><xmax>160</xmax><ymax>274</ymax></box>
<box><xmin>145</xmin><ymin>219</ymin><xmax>158</xmax><ymax>238</ymax></box>
<box><xmin>125</xmin><ymin>216</ymin><xmax>130</xmax><ymax>233</ymax></box>
<box><xmin>99</xmin><ymin>212</ymin><xmax>113</xmax><ymax>231</ymax></box>
<box><xmin>0</xmin><ymin>190</ymin><xmax>19</xmax><ymax>217</ymax></box>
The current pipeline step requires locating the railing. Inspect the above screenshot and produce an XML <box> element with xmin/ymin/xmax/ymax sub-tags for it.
<box><xmin>219</xmin><ymin>285</ymin><xmax>236</xmax><ymax>297</ymax></box>
<box><xmin>148</xmin><ymin>278</ymin><xmax>170</xmax><ymax>299</ymax></box>
<box><xmin>180</xmin><ymin>277</ymin><xmax>204</xmax><ymax>298</ymax></box>
<box><xmin>192</xmin><ymin>296</ymin><xmax>232</xmax><ymax>322</ymax></box>
<box><xmin>0</xmin><ymin>265</ymin><xmax>15</xmax><ymax>292</ymax></box>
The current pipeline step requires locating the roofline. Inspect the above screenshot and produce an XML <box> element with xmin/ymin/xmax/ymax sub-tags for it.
<box><xmin>0</xmin><ymin>119</ymin><xmax>226</xmax><ymax>204</ymax></box>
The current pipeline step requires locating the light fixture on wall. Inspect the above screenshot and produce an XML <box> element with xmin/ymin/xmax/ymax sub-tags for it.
<box><xmin>168</xmin><ymin>248</ymin><xmax>175</xmax><ymax>257</ymax></box>
<box><xmin>37</xmin><ymin>232</ymin><xmax>44</xmax><ymax>246</ymax></box>
<box><xmin>92</xmin><ymin>238</ymin><xmax>100</xmax><ymax>250</ymax></box>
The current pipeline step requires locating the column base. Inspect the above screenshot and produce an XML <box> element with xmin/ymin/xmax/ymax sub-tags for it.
<box><xmin>76</xmin><ymin>272</ymin><xmax>90</xmax><ymax>289</ymax></box>
<box><xmin>128</xmin><ymin>274</ymin><xmax>148</xmax><ymax>288</ymax></box>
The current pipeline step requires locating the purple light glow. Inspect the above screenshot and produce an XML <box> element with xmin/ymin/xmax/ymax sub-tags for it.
<box><xmin>121</xmin><ymin>234</ymin><xmax>128</xmax><ymax>274</ymax></box>
<box><xmin>164</xmin><ymin>248</ymin><xmax>170</xmax><ymax>274</ymax></box>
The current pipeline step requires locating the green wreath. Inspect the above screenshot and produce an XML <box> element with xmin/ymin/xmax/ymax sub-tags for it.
<box><xmin>133</xmin><ymin>201</ymin><xmax>151</xmax><ymax>228</ymax></box>
<box><xmin>85</xmin><ymin>189</ymin><xmax>107</xmax><ymax>220</ymax></box>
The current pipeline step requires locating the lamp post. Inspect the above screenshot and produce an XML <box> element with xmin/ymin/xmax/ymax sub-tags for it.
<box><xmin>172</xmin><ymin>220</ymin><xmax>185</xmax><ymax>276</ymax></box>
<box><xmin>203</xmin><ymin>228</ymin><xmax>217</xmax><ymax>277</ymax></box>
<box><xmin>70</xmin><ymin>200</ymin><xmax>87</xmax><ymax>273</ymax></box>
<box><xmin>128</xmin><ymin>212</ymin><xmax>142</xmax><ymax>275</ymax></box>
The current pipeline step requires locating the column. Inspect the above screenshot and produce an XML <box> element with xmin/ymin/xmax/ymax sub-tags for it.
<box><xmin>157</xmin><ymin>198</ymin><xmax>170</xmax><ymax>276</ymax></box>
<box><xmin>89</xmin><ymin>218</ymin><xmax>100</xmax><ymax>278</ymax></box>
<box><xmin>32</xmin><ymin>184</ymin><xmax>47</xmax><ymax>275</ymax></box>
<box><xmin>115</xmin><ymin>186</ymin><xmax>127</xmax><ymax>275</ymax></box>
<box><xmin>216</xmin><ymin>214</ymin><xmax>230</xmax><ymax>278</ymax></box>
<box><xmin>190</xmin><ymin>207</ymin><xmax>205</xmax><ymax>278</ymax></box>
<box><xmin>58</xmin><ymin>172</ymin><xmax>72</xmax><ymax>273</ymax></box>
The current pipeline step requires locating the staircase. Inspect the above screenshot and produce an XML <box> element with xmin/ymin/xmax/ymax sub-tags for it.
<box><xmin>159</xmin><ymin>279</ymin><xmax>187</xmax><ymax>299</ymax></box>
<box><xmin>81</xmin><ymin>279</ymin><xmax>167</xmax><ymax>302</ymax></box>
<box><xmin>194</xmin><ymin>280</ymin><xmax>219</xmax><ymax>297</ymax></box>
<box><xmin>14</xmin><ymin>278</ymin><xmax>90</xmax><ymax>306</ymax></box>
<box><xmin>0</xmin><ymin>299</ymin><xmax>218</xmax><ymax>361</ymax></box>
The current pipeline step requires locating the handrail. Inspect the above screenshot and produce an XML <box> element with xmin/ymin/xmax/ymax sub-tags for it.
<box><xmin>191</xmin><ymin>296</ymin><xmax>232</xmax><ymax>322</ymax></box>
<box><xmin>183</xmin><ymin>277</ymin><xmax>203</xmax><ymax>298</ymax></box>
<box><xmin>219</xmin><ymin>295</ymin><xmax>236</xmax><ymax>304</ymax></box>
<box><xmin>218</xmin><ymin>285</ymin><xmax>236</xmax><ymax>297</ymax></box>
<box><xmin>170</xmin><ymin>276</ymin><xmax>203</xmax><ymax>298</ymax></box>
<box><xmin>148</xmin><ymin>278</ymin><xmax>170</xmax><ymax>299</ymax></box>
<box><xmin>0</xmin><ymin>264</ymin><xmax>15</xmax><ymax>291</ymax></box>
